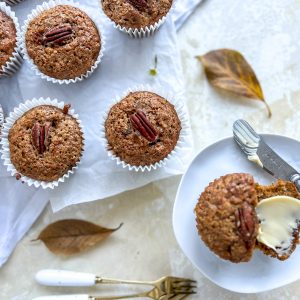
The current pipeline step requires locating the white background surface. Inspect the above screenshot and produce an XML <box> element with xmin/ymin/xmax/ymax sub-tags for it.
<box><xmin>2</xmin><ymin>0</ymin><xmax>300</xmax><ymax>299</ymax></box>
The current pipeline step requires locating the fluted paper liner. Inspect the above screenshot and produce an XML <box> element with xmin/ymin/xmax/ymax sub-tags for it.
<box><xmin>0</xmin><ymin>105</ymin><xmax>4</xmax><ymax>141</ymax></box>
<box><xmin>21</xmin><ymin>0</ymin><xmax>106</xmax><ymax>84</ymax></box>
<box><xmin>0</xmin><ymin>2</ymin><xmax>23</xmax><ymax>78</ymax></box>
<box><xmin>99</xmin><ymin>1</ymin><xmax>176</xmax><ymax>38</ymax></box>
<box><xmin>0</xmin><ymin>98</ymin><xmax>85</xmax><ymax>189</ymax></box>
<box><xmin>101</xmin><ymin>85</ymin><xmax>189</xmax><ymax>172</ymax></box>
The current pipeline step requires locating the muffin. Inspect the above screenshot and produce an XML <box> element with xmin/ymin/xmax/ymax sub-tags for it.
<box><xmin>24</xmin><ymin>4</ymin><xmax>101</xmax><ymax>81</ymax></box>
<box><xmin>101</xmin><ymin>0</ymin><xmax>173</xmax><ymax>36</ymax></box>
<box><xmin>195</xmin><ymin>173</ymin><xmax>259</xmax><ymax>263</ymax></box>
<box><xmin>0</xmin><ymin>10</ymin><xmax>16</xmax><ymax>70</ymax></box>
<box><xmin>105</xmin><ymin>91</ymin><xmax>181</xmax><ymax>168</ymax></box>
<box><xmin>8</xmin><ymin>104</ymin><xmax>83</xmax><ymax>182</ymax></box>
<box><xmin>195</xmin><ymin>173</ymin><xmax>300</xmax><ymax>263</ymax></box>
<box><xmin>0</xmin><ymin>3</ymin><xmax>22</xmax><ymax>77</ymax></box>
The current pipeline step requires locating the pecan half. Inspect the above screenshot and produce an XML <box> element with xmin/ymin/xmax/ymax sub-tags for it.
<box><xmin>130</xmin><ymin>110</ymin><xmax>158</xmax><ymax>142</ymax></box>
<box><xmin>32</xmin><ymin>122</ymin><xmax>52</xmax><ymax>154</ymax></box>
<box><xmin>63</xmin><ymin>104</ymin><xmax>71</xmax><ymax>115</ymax></box>
<box><xmin>126</xmin><ymin>0</ymin><xmax>148</xmax><ymax>11</ymax></box>
<box><xmin>235</xmin><ymin>202</ymin><xmax>257</xmax><ymax>245</ymax></box>
<box><xmin>42</xmin><ymin>25</ymin><xmax>73</xmax><ymax>46</ymax></box>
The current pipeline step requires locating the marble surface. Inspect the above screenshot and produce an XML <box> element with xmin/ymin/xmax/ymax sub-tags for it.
<box><xmin>2</xmin><ymin>0</ymin><xmax>300</xmax><ymax>299</ymax></box>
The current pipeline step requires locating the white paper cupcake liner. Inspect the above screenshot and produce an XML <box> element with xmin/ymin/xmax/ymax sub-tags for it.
<box><xmin>100</xmin><ymin>0</ymin><xmax>176</xmax><ymax>38</ymax></box>
<box><xmin>0</xmin><ymin>2</ymin><xmax>23</xmax><ymax>78</ymax></box>
<box><xmin>0</xmin><ymin>105</ymin><xmax>4</xmax><ymax>141</ymax></box>
<box><xmin>100</xmin><ymin>85</ymin><xmax>189</xmax><ymax>172</ymax></box>
<box><xmin>0</xmin><ymin>98</ymin><xmax>85</xmax><ymax>189</ymax></box>
<box><xmin>21</xmin><ymin>0</ymin><xmax>106</xmax><ymax>84</ymax></box>
<box><xmin>4</xmin><ymin>0</ymin><xmax>24</xmax><ymax>5</ymax></box>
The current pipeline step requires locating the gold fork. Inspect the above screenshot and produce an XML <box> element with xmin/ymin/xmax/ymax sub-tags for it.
<box><xmin>35</xmin><ymin>270</ymin><xmax>197</xmax><ymax>299</ymax></box>
<box><xmin>34</xmin><ymin>292</ymin><xmax>194</xmax><ymax>300</ymax></box>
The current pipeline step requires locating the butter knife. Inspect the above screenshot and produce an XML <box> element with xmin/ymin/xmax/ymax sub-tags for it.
<box><xmin>233</xmin><ymin>119</ymin><xmax>300</xmax><ymax>192</ymax></box>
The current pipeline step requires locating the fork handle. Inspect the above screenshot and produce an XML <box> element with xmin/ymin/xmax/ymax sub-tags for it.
<box><xmin>36</xmin><ymin>269</ymin><xmax>153</xmax><ymax>287</ymax></box>
<box><xmin>33</xmin><ymin>296</ymin><xmax>90</xmax><ymax>300</ymax></box>
<box><xmin>36</xmin><ymin>270</ymin><xmax>97</xmax><ymax>287</ymax></box>
<box><xmin>33</xmin><ymin>292</ymin><xmax>151</xmax><ymax>300</ymax></box>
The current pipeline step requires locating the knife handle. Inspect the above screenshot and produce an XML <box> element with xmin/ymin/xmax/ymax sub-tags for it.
<box><xmin>291</xmin><ymin>174</ymin><xmax>300</xmax><ymax>192</ymax></box>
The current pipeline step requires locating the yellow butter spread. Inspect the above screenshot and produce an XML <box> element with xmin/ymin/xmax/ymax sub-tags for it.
<box><xmin>248</xmin><ymin>154</ymin><xmax>263</xmax><ymax>168</ymax></box>
<box><xmin>256</xmin><ymin>196</ymin><xmax>300</xmax><ymax>257</ymax></box>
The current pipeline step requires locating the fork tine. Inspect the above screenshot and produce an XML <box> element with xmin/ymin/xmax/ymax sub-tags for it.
<box><xmin>173</xmin><ymin>289</ymin><xmax>194</xmax><ymax>294</ymax></box>
<box><xmin>176</xmin><ymin>291</ymin><xmax>197</xmax><ymax>295</ymax></box>
<box><xmin>173</xmin><ymin>285</ymin><xmax>197</xmax><ymax>290</ymax></box>
<box><xmin>170</xmin><ymin>277</ymin><xmax>197</xmax><ymax>283</ymax></box>
<box><xmin>167</xmin><ymin>293</ymin><xmax>196</xmax><ymax>300</ymax></box>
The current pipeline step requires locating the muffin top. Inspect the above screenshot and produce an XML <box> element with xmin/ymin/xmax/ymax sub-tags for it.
<box><xmin>25</xmin><ymin>5</ymin><xmax>101</xmax><ymax>80</ymax></box>
<box><xmin>101</xmin><ymin>0</ymin><xmax>173</xmax><ymax>29</ymax></box>
<box><xmin>9</xmin><ymin>105</ymin><xmax>83</xmax><ymax>182</ymax></box>
<box><xmin>105</xmin><ymin>91</ymin><xmax>181</xmax><ymax>166</ymax></box>
<box><xmin>195</xmin><ymin>173</ymin><xmax>259</xmax><ymax>263</ymax></box>
<box><xmin>0</xmin><ymin>11</ymin><xmax>17</xmax><ymax>70</ymax></box>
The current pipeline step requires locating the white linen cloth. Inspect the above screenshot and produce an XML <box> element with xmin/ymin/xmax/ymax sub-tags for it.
<box><xmin>0</xmin><ymin>0</ymin><xmax>202</xmax><ymax>267</ymax></box>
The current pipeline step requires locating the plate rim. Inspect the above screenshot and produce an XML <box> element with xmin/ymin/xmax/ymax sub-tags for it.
<box><xmin>172</xmin><ymin>134</ymin><xmax>300</xmax><ymax>293</ymax></box>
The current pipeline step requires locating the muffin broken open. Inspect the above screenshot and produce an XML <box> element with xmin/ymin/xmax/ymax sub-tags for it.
<box><xmin>195</xmin><ymin>173</ymin><xmax>300</xmax><ymax>263</ymax></box>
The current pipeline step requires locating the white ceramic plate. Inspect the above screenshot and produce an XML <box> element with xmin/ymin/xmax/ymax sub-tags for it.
<box><xmin>173</xmin><ymin>134</ymin><xmax>300</xmax><ymax>293</ymax></box>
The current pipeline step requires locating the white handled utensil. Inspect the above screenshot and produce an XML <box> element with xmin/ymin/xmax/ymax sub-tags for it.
<box><xmin>36</xmin><ymin>270</ymin><xmax>97</xmax><ymax>287</ymax></box>
<box><xmin>33</xmin><ymin>296</ymin><xmax>90</xmax><ymax>300</ymax></box>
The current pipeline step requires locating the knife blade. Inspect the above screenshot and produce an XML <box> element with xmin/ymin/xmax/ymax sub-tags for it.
<box><xmin>256</xmin><ymin>139</ymin><xmax>298</xmax><ymax>180</ymax></box>
<box><xmin>233</xmin><ymin>119</ymin><xmax>300</xmax><ymax>191</ymax></box>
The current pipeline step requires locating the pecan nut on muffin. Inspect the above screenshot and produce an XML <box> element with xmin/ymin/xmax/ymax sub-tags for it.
<box><xmin>25</xmin><ymin>5</ymin><xmax>101</xmax><ymax>80</ymax></box>
<box><xmin>0</xmin><ymin>9</ymin><xmax>17</xmax><ymax>72</ymax></box>
<box><xmin>101</xmin><ymin>0</ymin><xmax>173</xmax><ymax>30</ymax></box>
<box><xmin>195</xmin><ymin>173</ymin><xmax>300</xmax><ymax>263</ymax></box>
<box><xmin>105</xmin><ymin>91</ymin><xmax>181</xmax><ymax>167</ymax></box>
<box><xmin>8</xmin><ymin>105</ymin><xmax>83</xmax><ymax>182</ymax></box>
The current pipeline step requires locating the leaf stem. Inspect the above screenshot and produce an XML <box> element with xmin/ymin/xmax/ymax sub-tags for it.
<box><xmin>114</xmin><ymin>222</ymin><xmax>124</xmax><ymax>231</ymax></box>
<box><xmin>264</xmin><ymin>101</ymin><xmax>272</xmax><ymax>118</ymax></box>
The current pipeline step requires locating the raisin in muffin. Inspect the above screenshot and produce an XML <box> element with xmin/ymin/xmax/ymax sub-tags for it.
<box><xmin>25</xmin><ymin>5</ymin><xmax>101</xmax><ymax>80</ymax></box>
<box><xmin>8</xmin><ymin>105</ymin><xmax>83</xmax><ymax>182</ymax></box>
<box><xmin>105</xmin><ymin>91</ymin><xmax>181</xmax><ymax>167</ymax></box>
<box><xmin>0</xmin><ymin>9</ymin><xmax>17</xmax><ymax>71</ymax></box>
<box><xmin>101</xmin><ymin>0</ymin><xmax>173</xmax><ymax>29</ymax></box>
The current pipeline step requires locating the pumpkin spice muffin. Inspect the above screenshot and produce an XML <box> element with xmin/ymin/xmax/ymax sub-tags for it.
<box><xmin>0</xmin><ymin>10</ymin><xmax>17</xmax><ymax>71</ymax></box>
<box><xmin>105</xmin><ymin>91</ymin><xmax>181</xmax><ymax>167</ymax></box>
<box><xmin>101</xmin><ymin>0</ymin><xmax>173</xmax><ymax>29</ymax></box>
<box><xmin>25</xmin><ymin>5</ymin><xmax>101</xmax><ymax>80</ymax></box>
<box><xmin>195</xmin><ymin>173</ymin><xmax>300</xmax><ymax>263</ymax></box>
<box><xmin>195</xmin><ymin>173</ymin><xmax>259</xmax><ymax>263</ymax></box>
<box><xmin>8</xmin><ymin>105</ymin><xmax>83</xmax><ymax>182</ymax></box>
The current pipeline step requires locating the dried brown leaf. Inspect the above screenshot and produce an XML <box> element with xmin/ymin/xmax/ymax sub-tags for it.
<box><xmin>32</xmin><ymin>219</ymin><xmax>123</xmax><ymax>256</ymax></box>
<box><xmin>197</xmin><ymin>49</ymin><xmax>271</xmax><ymax>117</ymax></box>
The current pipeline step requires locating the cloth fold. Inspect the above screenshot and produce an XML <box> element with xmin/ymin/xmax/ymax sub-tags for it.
<box><xmin>0</xmin><ymin>0</ymin><xmax>202</xmax><ymax>268</ymax></box>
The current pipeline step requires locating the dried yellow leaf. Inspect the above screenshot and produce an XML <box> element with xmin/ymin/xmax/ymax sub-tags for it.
<box><xmin>197</xmin><ymin>49</ymin><xmax>271</xmax><ymax>117</ymax></box>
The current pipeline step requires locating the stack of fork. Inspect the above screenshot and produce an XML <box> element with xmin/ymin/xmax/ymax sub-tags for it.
<box><xmin>33</xmin><ymin>269</ymin><xmax>197</xmax><ymax>300</ymax></box>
